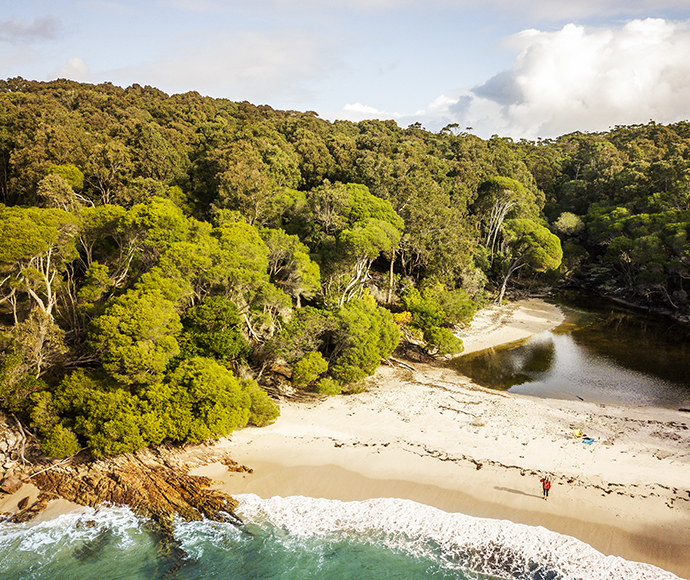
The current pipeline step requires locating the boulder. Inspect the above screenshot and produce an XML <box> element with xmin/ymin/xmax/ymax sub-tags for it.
<box><xmin>0</xmin><ymin>476</ymin><xmax>23</xmax><ymax>494</ymax></box>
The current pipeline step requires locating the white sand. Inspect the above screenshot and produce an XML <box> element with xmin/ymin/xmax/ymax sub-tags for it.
<box><xmin>195</xmin><ymin>299</ymin><xmax>690</xmax><ymax>579</ymax></box>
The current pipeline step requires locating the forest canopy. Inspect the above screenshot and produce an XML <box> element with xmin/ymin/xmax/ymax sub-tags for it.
<box><xmin>1</xmin><ymin>77</ymin><xmax>688</xmax><ymax>457</ymax></box>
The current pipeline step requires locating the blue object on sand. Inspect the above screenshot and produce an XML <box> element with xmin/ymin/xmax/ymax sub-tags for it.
<box><xmin>582</xmin><ymin>437</ymin><xmax>595</xmax><ymax>444</ymax></box>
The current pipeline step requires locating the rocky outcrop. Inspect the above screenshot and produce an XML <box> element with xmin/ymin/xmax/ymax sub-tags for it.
<box><xmin>0</xmin><ymin>413</ymin><xmax>247</xmax><ymax>532</ymax></box>
<box><xmin>28</xmin><ymin>446</ymin><xmax>241</xmax><ymax>532</ymax></box>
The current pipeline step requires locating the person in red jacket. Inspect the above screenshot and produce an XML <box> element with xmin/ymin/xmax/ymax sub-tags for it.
<box><xmin>540</xmin><ymin>475</ymin><xmax>552</xmax><ymax>500</ymax></box>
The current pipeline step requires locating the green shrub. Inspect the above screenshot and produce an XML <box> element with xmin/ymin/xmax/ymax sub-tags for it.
<box><xmin>403</xmin><ymin>285</ymin><xmax>476</xmax><ymax>329</ymax></box>
<box><xmin>242</xmin><ymin>378</ymin><xmax>280</xmax><ymax>426</ymax></box>
<box><xmin>180</xmin><ymin>296</ymin><xmax>250</xmax><ymax>362</ymax></box>
<box><xmin>423</xmin><ymin>327</ymin><xmax>464</xmax><ymax>355</ymax></box>
<box><xmin>401</xmin><ymin>287</ymin><xmax>444</xmax><ymax>329</ymax></box>
<box><xmin>330</xmin><ymin>295</ymin><xmax>400</xmax><ymax>384</ymax></box>
<box><xmin>162</xmin><ymin>357</ymin><xmax>252</xmax><ymax>443</ymax></box>
<box><xmin>435</xmin><ymin>288</ymin><xmax>476</xmax><ymax>326</ymax></box>
<box><xmin>268</xmin><ymin>307</ymin><xmax>336</xmax><ymax>363</ymax></box>
<box><xmin>315</xmin><ymin>377</ymin><xmax>341</xmax><ymax>395</ymax></box>
<box><xmin>40</xmin><ymin>424</ymin><xmax>81</xmax><ymax>458</ymax></box>
<box><xmin>292</xmin><ymin>352</ymin><xmax>328</xmax><ymax>389</ymax></box>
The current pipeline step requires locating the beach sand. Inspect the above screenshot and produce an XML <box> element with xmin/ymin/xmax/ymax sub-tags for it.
<box><xmin>193</xmin><ymin>298</ymin><xmax>690</xmax><ymax>579</ymax></box>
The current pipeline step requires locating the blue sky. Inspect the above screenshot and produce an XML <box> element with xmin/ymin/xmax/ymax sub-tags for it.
<box><xmin>2</xmin><ymin>0</ymin><xmax>690</xmax><ymax>139</ymax></box>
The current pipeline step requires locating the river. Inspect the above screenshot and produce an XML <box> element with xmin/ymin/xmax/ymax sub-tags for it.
<box><xmin>447</xmin><ymin>292</ymin><xmax>690</xmax><ymax>409</ymax></box>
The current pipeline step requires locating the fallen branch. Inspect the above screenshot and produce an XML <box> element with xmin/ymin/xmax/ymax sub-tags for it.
<box><xmin>439</xmin><ymin>405</ymin><xmax>477</xmax><ymax>417</ymax></box>
<box><xmin>11</xmin><ymin>414</ymin><xmax>29</xmax><ymax>466</ymax></box>
<box><xmin>388</xmin><ymin>357</ymin><xmax>416</xmax><ymax>371</ymax></box>
<box><xmin>243</xmin><ymin>313</ymin><xmax>261</xmax><ymax>343</ymax></box>
<box><xmin>29</xmin><ymin>456</ymin><xmax>74</xmax><ymax>478</ymax></box>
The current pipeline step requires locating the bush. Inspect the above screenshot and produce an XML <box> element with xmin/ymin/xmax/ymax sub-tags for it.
<box><xmin>315</xmin><ymin>377</ymin><xmax>341</xmax><ymax>395</ymax></box>
<box><xmin>423</xmin><ymin>327</ymin><xmax>464</xmax><ymax>355</ymax></box>
<box><xmin>403</xmin><ymin>285</ymin><xmax>476</xmax><ymax>329</ymax></box>
<box><xmin>292</xmin><ymin>352</ymin><xmax>328</xmax><ymax>389</ymax></box>
<box><xmin>40</xmin><ymin>424</ymin><xmax>81</xmax><ymax>458</ymax></box>
<box><xmin>162</xmin><ymin>357</ymin><xmax>252</xmax><ymax>443</ymax></box>
<box><xmin>435</xmin><ymin>288</ymin><xmax>476</xmax><ymax>327</ymax></box>
<box><xmin>242</xmin><ymin>378</ymin><xmax>280</xmax><ymax>426</ymax></box>
<box><xmin>37</xmin><ymin>369</ymin><xmax>147</xmax><ymax>458</ymax></box>
<box><xmin>401</xmin><ymin>288</ymin><xmax>444</xmax><ymax>329</ymax></box>
<box><xmin>180</xmin><ymin>296</ymin><xmax>250</xmax><ymax>362</ymax></box>
<box><xmin>268</xmin><ymin>307</ymin><xmax>336</xmax><ymax>363</ymax></box>
<box><xmin>400</xmin><ymin>285</ymin><xmax>475</xmax><ymax>354</ymax></box>
<box><xmin>330</xmin><ymin>295</ymin><xmax>400</xmax><ymax>384</ymax></box>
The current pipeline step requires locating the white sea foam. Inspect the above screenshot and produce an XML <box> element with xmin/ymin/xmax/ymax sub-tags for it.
<box><xmin>234</xmin><ymin>494</ymin><xmax>682</xmax><ymax>580</ymax></box>
<box><xmin>174</xmin><ymin>517</ymin><xmax>248</xmax><ymax>559</ymax></box>
<box><xmin>0</xmin><ymin>505</ymin><xmax>143</xmax><ymax>555</ymax></box>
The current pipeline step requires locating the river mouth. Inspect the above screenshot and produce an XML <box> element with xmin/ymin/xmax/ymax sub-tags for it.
<box><xmin>446</xmin><ymin>292</ymin><xmax>690</xmax><ymax>409</ymax></box>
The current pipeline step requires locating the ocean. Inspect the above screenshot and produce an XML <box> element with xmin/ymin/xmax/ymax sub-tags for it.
<box><xmin>0</xmin><ymin>494</ymin><xmax>680</xmax><ymax>580</ymax></box>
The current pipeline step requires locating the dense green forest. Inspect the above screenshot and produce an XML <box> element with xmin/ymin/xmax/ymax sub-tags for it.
<box><xmin>0</xmin><ymin>78</ymin><xmax>688</xmax><ymax>458</ymax></box>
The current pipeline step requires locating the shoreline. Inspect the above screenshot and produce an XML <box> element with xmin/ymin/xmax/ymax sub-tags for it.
<box><xmin>3</xmin><ymin>298</ymin><xmax>688</xmax><ymax>578</ymax></box>
<box><xmin>195</xmin><ymin>298</ymin><xmax>690</xmax><ymax>579</ymax></box>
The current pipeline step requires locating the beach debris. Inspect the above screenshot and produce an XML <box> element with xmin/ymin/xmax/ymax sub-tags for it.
<box><xmin>388</xmin><ymin>357</ymin><xmax>416</xmax><ymax>371</ymax></box>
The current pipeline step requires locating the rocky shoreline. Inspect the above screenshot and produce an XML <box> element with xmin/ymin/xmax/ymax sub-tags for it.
<box><xmin>0</xmin><ymin>412</ymin><xmax>248</xmax><ymax>534</ymax></box>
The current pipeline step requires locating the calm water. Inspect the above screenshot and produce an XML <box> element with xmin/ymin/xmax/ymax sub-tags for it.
<box><xmin>448</xmin><ymin>293</ymin><xmax>690</xmax><ymax>408</ymax></box>
<box><xmin>0</xmin><ymin>496</ymin><xmax>679</xmax><ymax>580</ymax></box>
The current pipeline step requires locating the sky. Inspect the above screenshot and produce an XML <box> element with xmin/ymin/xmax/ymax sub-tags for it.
<box><xmin>2</xmin><ymin>0</ymin><xmax>690</xmax><ymax>139</ymax></box>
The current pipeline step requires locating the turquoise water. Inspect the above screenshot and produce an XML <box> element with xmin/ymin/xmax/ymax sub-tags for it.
<box><xmin>0</xmin><ymin>495</ymin><xmax>680</xmax><ymax>580</ymax></box>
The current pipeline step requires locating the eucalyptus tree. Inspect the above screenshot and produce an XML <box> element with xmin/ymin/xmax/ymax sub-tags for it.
<box><xmin>497</xmin><ymin>218</ymin><xmax>563</xmax><ymax>303</ymax></box>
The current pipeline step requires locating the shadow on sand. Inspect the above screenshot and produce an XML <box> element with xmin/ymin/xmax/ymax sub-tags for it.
<box><xmin>494</xmin><ymin>486</ymin><xmax>543</xmax><ymax>500</ymax></box>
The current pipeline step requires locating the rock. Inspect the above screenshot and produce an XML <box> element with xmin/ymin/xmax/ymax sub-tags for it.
<box><xmin>17</xmin><ymin>496</ymin><xmax>29</xmax><ymax>510</ymax></box>
<box><xmin>0</xmin><ymin>476</ymin><xmax>23</xmax><ymax>494</ymax></box>
<box><xmin>10</xmin><ymin>493</ymin><xmax>58</xmax><ymax>524</ymax></box>
<box><xmin>29</xmin><ymin>447</ymin><xmax>241</xmax><ymax>530</ymax></box>
<box><xmin>221</xmin><ymin>455</ymin><xmax>253</xmax><ymax>473</ymax></box>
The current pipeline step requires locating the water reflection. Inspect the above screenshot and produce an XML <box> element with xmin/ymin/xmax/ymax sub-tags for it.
<box><xmin>447</xmin><ymin>294</ymin><xmax>690</xmax><ymax>409</ymax></box>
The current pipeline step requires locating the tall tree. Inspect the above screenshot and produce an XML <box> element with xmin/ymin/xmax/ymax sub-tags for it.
<box><xmin>497</xmin><ymin>218</ymin><xmax>563</xmax><ymax>303</ymax></box>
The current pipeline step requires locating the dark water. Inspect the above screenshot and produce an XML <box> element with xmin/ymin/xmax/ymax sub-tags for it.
<box><xmin>447</xmin><ymin>293</ymin><xmax>690</xmax><ymax>409</ymax></box>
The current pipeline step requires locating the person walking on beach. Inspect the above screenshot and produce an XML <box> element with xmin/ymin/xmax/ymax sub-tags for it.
<box><xmin>540</xmin><ymin>475</ymin><xmax>551</xmax><ymax>500</ymax></box>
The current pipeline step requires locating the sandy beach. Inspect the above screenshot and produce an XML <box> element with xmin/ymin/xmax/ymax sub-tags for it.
<box><xmin>193</xmin><ymin>298</ymin><xmax>690</xmax><ymax>579</ymax></box>
<box><xmin>2</xmin><ymin>297</ymin><xmax>688</xmax><ymax>577</ymax></box>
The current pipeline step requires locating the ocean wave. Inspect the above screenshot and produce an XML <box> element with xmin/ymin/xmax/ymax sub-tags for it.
<box><xmin>0</xmin><ymin>506</ymin><xmax>149</xmax><ymax>579</ymax></box>
<box><xmin>234</xmin><ymin>494</ymin><xmax>681</xmax><ymax>580</ymax></box>
<box><xmin>0</xmin><ymin>498</ymin><xmax>681</xmax><ymax>580</ymax></box>
<box><xmin>0</xmin><ymin>505</ymin><xmax>142</xmax><ymax>552</ymax></box>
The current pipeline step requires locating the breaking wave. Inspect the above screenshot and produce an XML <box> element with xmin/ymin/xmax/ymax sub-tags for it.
<box><xmin>0</xmin><ymin>496</ymin><xmax>681</xmax><ymax>580</ymax></box>
<box><xmin>234</xmin><ymin>494</ymin><xmax>681</xmax><ymax>580</ymax></box>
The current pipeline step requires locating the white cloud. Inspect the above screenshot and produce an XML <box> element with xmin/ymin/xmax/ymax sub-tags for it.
<box><xmin>344</xmin><ymin>102</ymin><xmax>384</xmax><ymax>114</ymax></box>
<box><xmin>470</xmin><ymin>18</ymin><xmax>690</xmax><ymax>138</ymax></box>
<box><xmin>114</xmin><ymin>29</ymin><xmax>331</xmax><ymax>102</ymax></box>
<box><xmin>0</xmin><ymin>16</ymin><xmax>62</xmax><ymax>43</ymax></box>
<box><xmin>52</xmin><ymin>57</ymin><xmax>90</xmax><ymax>82</ymax></box>
<box><xmin>331</xmin><ymin>18</ymin><xmax>690</xmax><ymax>139</ymax></box>
<box><xmin>382</xmin><ymin>18</ymin><xmax>690</xmax><ymax>139</ymax></box>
